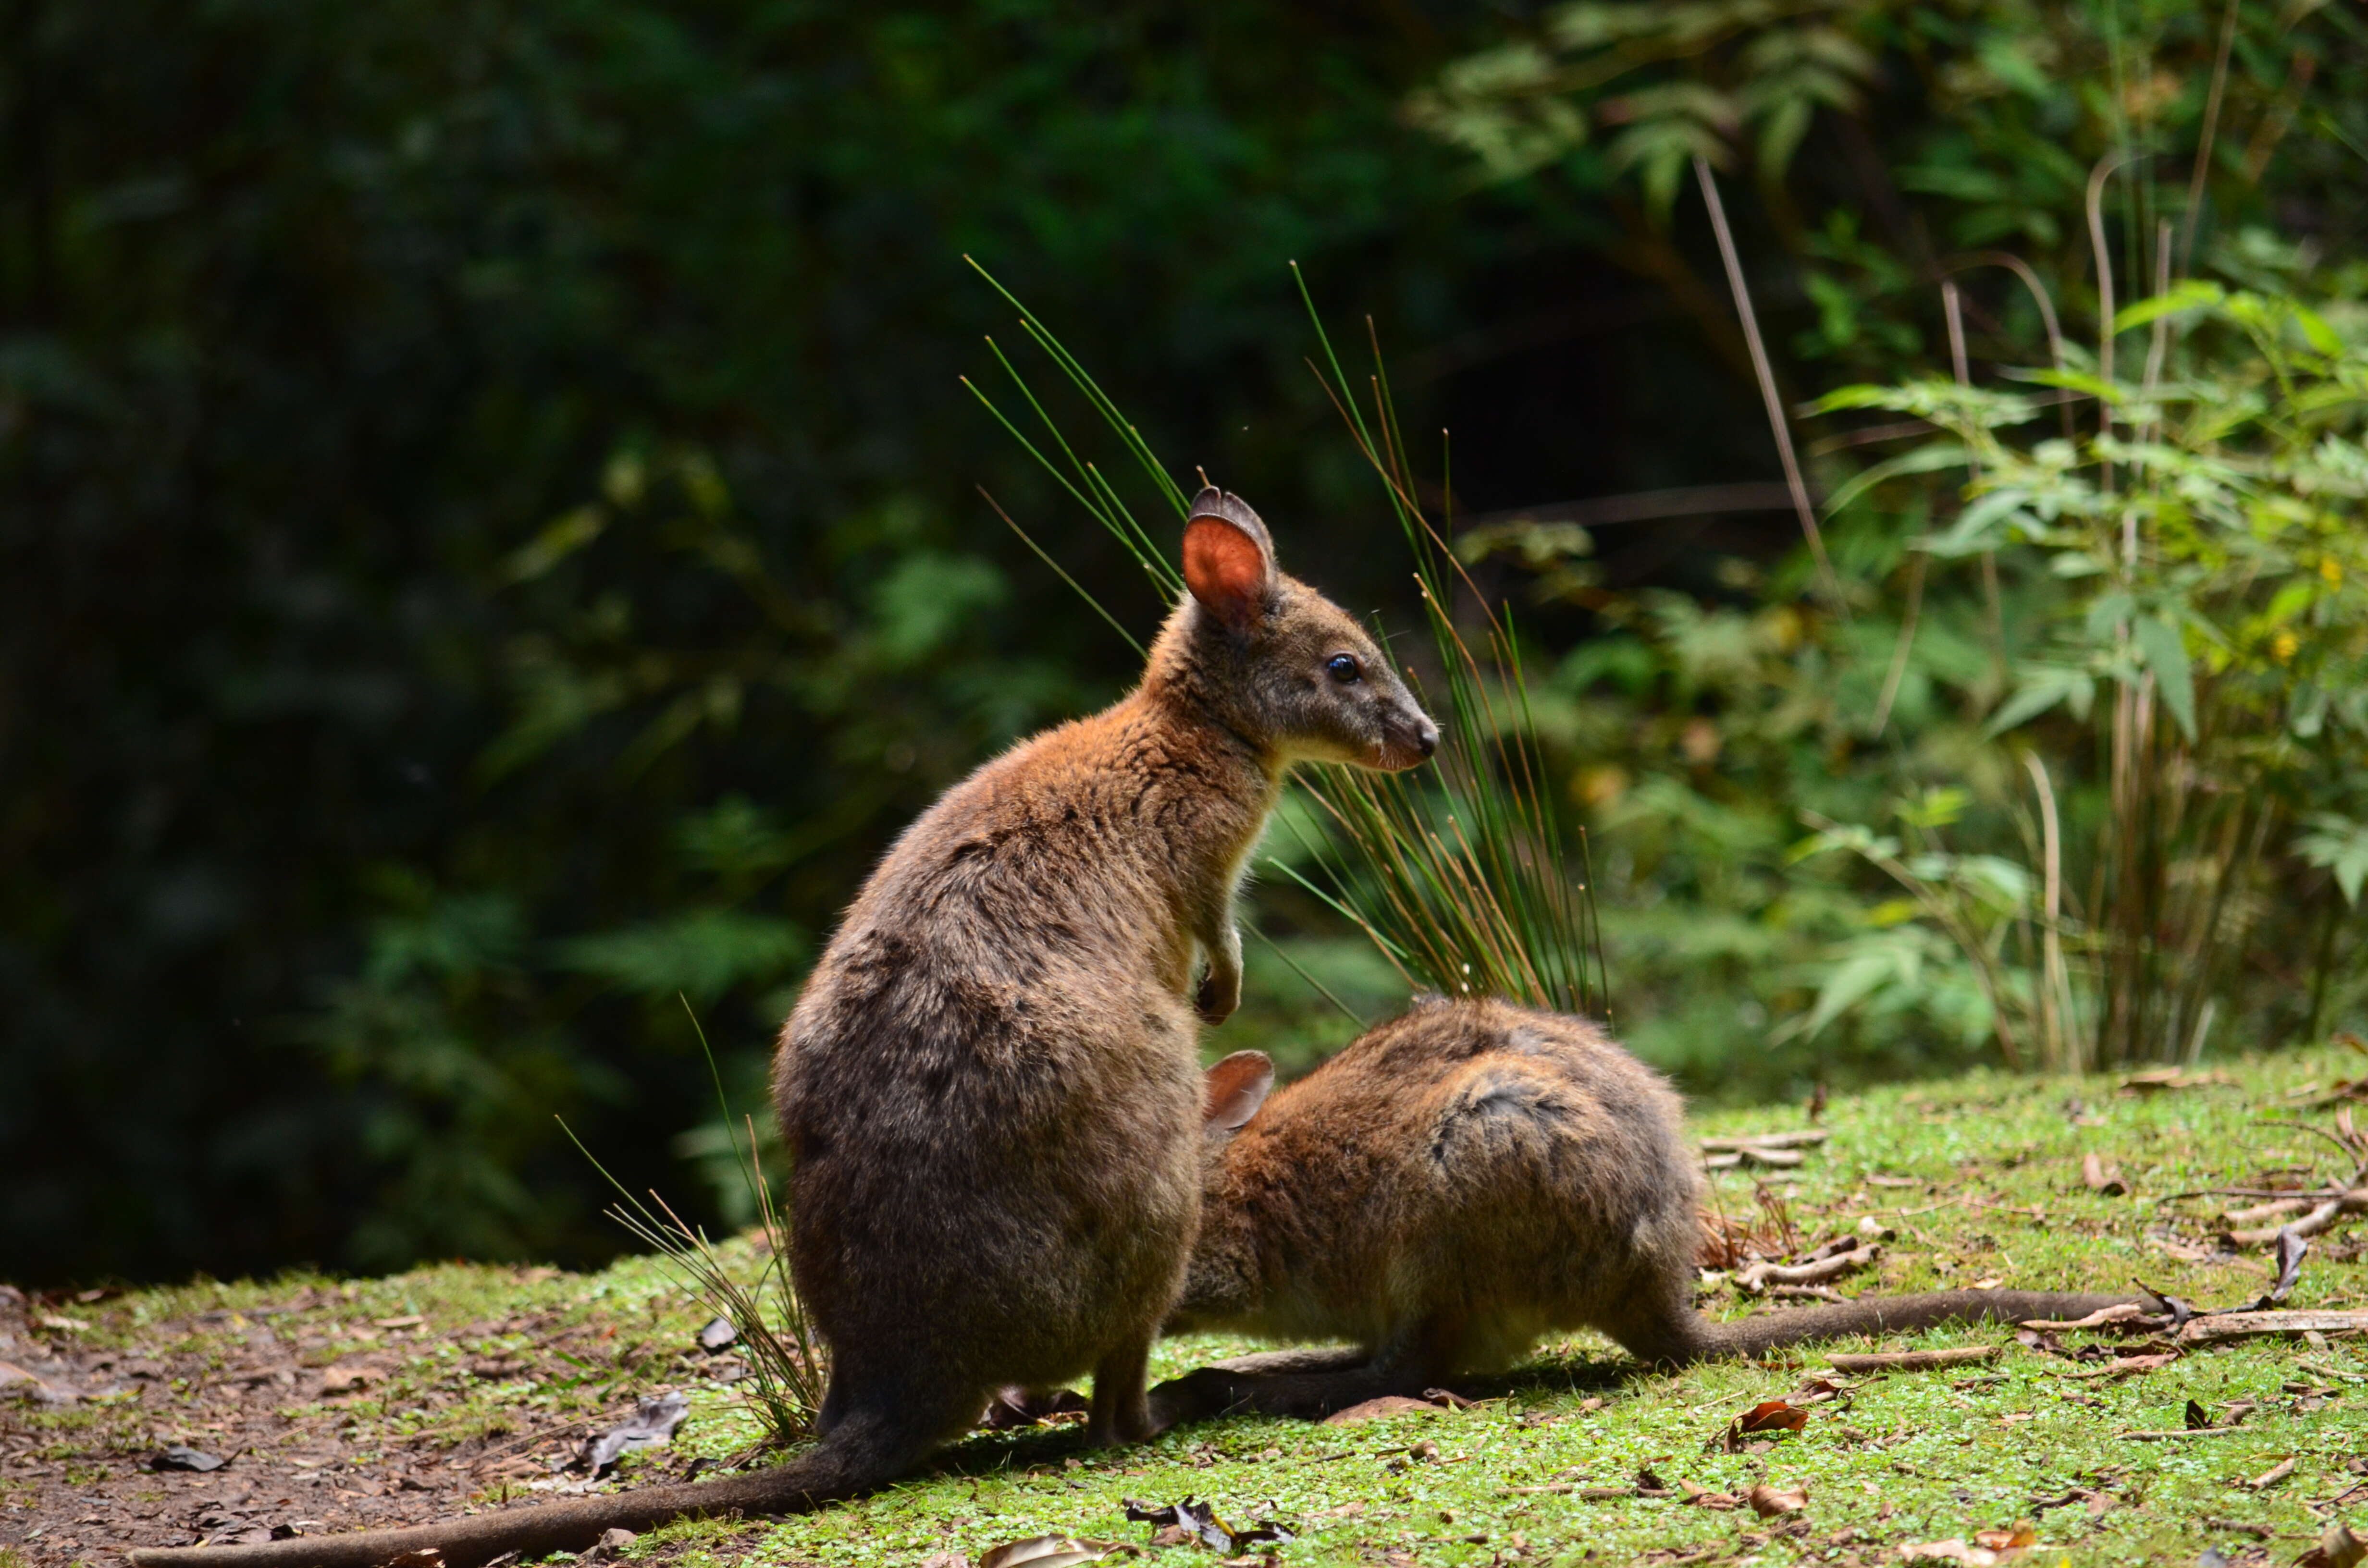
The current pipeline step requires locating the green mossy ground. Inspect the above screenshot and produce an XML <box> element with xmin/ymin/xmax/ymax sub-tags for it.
<box><xmin>8</xmin><ymin>1046</ymin><xmax>2364</xmax><ymax>1568</ymax></box>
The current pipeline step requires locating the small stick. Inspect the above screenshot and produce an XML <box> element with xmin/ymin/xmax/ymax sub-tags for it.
<box><xmin>1701</xmin><ymin>1130</ymin><xmax>1832</xmax><ymax>1152</ymax></box>
<box><xmin>2178</xmin><ymin>1309</ymin><xmax>2368</xmax><ymax>1345</ymax></box>
<box><xmin>1824</xmin><ymin>1346</ymin><xmax>1997</xmax><ymax>1373</ymax></box>
<box><xmin>2020</xmin><ymin>1303</ymin><xmax>2146</xmax><ymax>1331</ymax></box>
<box><xmin>2243</xmin><ymin>1457</ymin><xmax>2296</xmax><ymax>1491</ymax></box>
<box><xmin>2224</xmin><ymin>1192</ymin><xmax>2367</xmax><ymax>1248</ymax></box>
<box><xmin>1736</xmin><ymin>1247</ymin><xmax>1879</xmax><ymax>1294</ymax></box>
<box><xmin>1692</xmin><ymin>157</ymin><xmax>1841</xmax><ymax>614</ymax></box>
<box><xmin>2222</xmin><ymin>1197</ymin><xmax>2318</xmax><ymax>1225</ymax></box>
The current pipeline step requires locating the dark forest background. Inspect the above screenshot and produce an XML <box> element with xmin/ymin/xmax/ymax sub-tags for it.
<box><xmin>8</xmin><ymin>0</ymin><xmax>2364</xmax><ymax>1286</ymax></box>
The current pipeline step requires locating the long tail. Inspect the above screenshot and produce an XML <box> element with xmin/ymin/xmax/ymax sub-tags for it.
<box><xmin>123</xmin><ymin>1406</ymin><xmax>932</xmax><ymax>1568</ymax></box>
<box><xmin>1672</xmin><ymin>1289</ymin><xmax>2146</xmax><ymax>1361</ymax></box>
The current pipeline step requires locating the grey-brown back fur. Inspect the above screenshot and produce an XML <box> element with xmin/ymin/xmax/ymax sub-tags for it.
<box><xmin>1159</xmin><ymin>997</ymin><xmax>2137</xmax><ymax>1422</ymax></box>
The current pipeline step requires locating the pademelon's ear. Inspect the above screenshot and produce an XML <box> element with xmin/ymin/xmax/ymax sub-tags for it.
<box><xmin>1203</xmin><ymin>1050</ymin><xmax>1275</xmax><ymax>1131</ymax></box>
<box><xmin>1182</xmin><ymin>487</ymin><xmax>1277</xmax><ymax>635</ymax></box>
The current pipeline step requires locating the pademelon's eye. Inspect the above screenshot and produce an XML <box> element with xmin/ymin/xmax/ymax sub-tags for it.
<box><xmin>1326</xmin><ymin>653</ymin><xmax>1362</xmax><ymax>684</ymax></box>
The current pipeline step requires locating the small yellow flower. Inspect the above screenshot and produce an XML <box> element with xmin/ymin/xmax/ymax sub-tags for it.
<box><xmin>2323</xmin><ymin>555</ymin><xmax>2344</xmax><ymax>587</ymax></box>
<box><xmin>2272</xmin><ymin>630</ymin><xmax>2299</xmax><ymax>664</ymax></box>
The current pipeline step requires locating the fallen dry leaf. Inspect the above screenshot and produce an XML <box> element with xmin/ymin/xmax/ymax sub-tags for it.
<box><xmin>2298</xmin><ymin>1521</ymin><xmax>2367</xmax><ymax>1568</ymax></box>
<box><xmin>581</xmin><ymin>1527</ymin><xmax>638</xmax><ymax>1564</ymax></box>
<box><xmin>1677</xmin><ymin>1480</ymin><xmax>1741</xmax><ymax>1510</ymax></box>
<box><xmin>319</xmin><ymin>1364</ymin><xmax>374</xmax><ymax>1394</ymax></box>
<box><xmin>1748</xmin><ymin>1482</ymin><xmax>1807</xmax><ymax>1518</ymax></box>
<box><xmin>979</xmin><ymin>1534</ymin><xmax>1137</xmax><ymax>1568</ymax></box>
<box><xmin>1322</xmin><ymin>1395</ymin><xmax>1438</xmax><ymax>1426</ymax></box>
<box><xmin>1721</xmin><ymin>1398</ymin><xmax>1808</xmax><ymax>1452</ymax></box>
<box><xmin>1971</xmin><ymin>1523</ymin><xmax>2037</xmax><ymax>1551</ymax></box>
<box><xmin>2081</xmin><ymin>1153</ymin><xmax>2128</xmax><ymax>1196</ymax></box>
<box><xmin>2120</xmin><ymin>1067</ymin><xmax>2234</xmax><ymax>1093</ymax></box>
<box><xmin>579</xmin><ymin>1391</ymin><xmax>688</xmax><ymax>1475</ymax></box>
<box><xmin>1120</xmin><ymin>1496</ymin><xmax>1290</xmax><ymax>1555</ymax></box>
<box><xmin>148</xmin><ymin>1445</ymin><xmax>227</xmax><ymax>1472</ymax></box>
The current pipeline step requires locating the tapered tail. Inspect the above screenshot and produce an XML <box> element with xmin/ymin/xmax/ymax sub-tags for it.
<box><xmin>1675</xmin><ymin>1290</ymin><xmax>2146</xmax><ymax>1361</ymax></box>
<box><xmin>123</xmin><ymin>1406</ymin><xmax>930</xmax><ymax>1568</ymax></box>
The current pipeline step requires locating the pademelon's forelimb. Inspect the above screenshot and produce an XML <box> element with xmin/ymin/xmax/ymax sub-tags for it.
<box><xmin>122</xmin><ymin>1399</ymin><xmax>943</xmax><ymax>1568</ymax></box>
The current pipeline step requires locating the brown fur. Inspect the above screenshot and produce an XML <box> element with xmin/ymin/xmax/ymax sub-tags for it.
<box><xmin>1155</xmin><ymin>998</ymin><xmax>2141</xmax><ymax>1422</ymax></box>
<box><xmin>125</xmin><ymin>489</ymin><xmax>1436</xmax><ymax>1568</ymax></box>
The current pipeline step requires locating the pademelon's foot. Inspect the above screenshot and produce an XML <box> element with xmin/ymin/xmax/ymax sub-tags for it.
<box><xmin>1086</xmin><ymin>1333</ymin><xmax>1156</xmax><ymax>1447</ymax></box>
<box><xmin>1149</xmin><ymin>1359</ymin><xmax>1425</xmax><ymax>1424</ymax></box>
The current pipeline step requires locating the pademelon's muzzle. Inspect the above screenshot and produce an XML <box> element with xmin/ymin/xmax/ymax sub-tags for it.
<box><xmin>1375</xmin><ymin>715</ymin><xmax>1440</xmax><ymax>770</ymax></box>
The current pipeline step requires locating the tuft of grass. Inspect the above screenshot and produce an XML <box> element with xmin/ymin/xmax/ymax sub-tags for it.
<box><xmin>562</xmin><ymin>1002</ymin><xmax>826</xmax><ymax>1448</ymax></box>
<box><xmin>962</xmin><ymin>259</ymin><xmax>1605</xmax><ymax>1023</ymax></box>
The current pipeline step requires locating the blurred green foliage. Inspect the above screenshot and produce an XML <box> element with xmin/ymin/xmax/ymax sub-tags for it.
<box><xmin>1431</xmin><ymin>0</ymin><xmax>2368</xmax><ymax>1092</ymax></box>
<box><xmin>1</xmin><ymin>0</ymin><xmax>1634</xmax><ymax>1283</ymax></box>
<box><xmin>7</xmin><ymin>0</ymin><xmax>2365</xmax><ymax>1286</ymax></box>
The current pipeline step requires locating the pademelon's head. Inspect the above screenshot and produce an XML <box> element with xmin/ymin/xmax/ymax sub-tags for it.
<box><xmin>1153</xmin><ymin>487</ymin><xmax>1438</xmax><ymax>772</ymax></box>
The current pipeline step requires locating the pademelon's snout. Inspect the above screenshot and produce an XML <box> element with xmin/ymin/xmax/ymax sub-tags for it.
<box><xmin>1376</xmin><ymin>710</ymin><xmax>1440</xmax><ymax>771</ymax></box>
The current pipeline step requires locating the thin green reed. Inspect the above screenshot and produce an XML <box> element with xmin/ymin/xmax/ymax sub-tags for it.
<box><xmin>963</xmin><ymin>258</ymin><xmax>1605</xmax><ymax>1020</ymax></box>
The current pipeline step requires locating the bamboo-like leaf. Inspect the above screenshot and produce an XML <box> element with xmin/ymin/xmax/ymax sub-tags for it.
<box><xmin>963</xmin><ymin>262</ymin><xmax>1605</xmax><ymax>1019</ymax></box>
<box><xmin>2111</xmin><ymin>281</ymin><xmax>2224</xmax><ymax>334</ymax></box>
<box><xmin>2134</xmin><ymin>616</ymin><xmax>2197</xmax><ymax>741</ymax></box>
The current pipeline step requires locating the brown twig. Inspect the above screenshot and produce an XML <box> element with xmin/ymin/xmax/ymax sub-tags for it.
<box><xmin>1824</xmin><ymin>1347</ymin><xmax>1998</xmax><ymax>1373</ymax></box>
<box><xmin>1692</xmin><ymin>157</ymin><xmax>1841</xmax><ymax>614</ymax></box>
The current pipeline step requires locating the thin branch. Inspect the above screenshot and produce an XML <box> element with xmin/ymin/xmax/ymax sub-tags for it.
<box><xmin>1693</xmin><ymin>157</ymin><xmax>1842</xmax><ymax>614</ymax></box>
<box><xmin>2180</xmin><ymin>0</ymin><xmax>2241</xmax><ymax>275</ymax></box>
<box><xmin>1870</xmin><ymin>552</ymin><xmax>1926</xmax><ymax>738</ymax></box>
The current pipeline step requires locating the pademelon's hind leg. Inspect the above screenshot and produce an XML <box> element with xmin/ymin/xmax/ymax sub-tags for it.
<box><xmin>1087</xmin><ymin>1328</ymin><xmax>1158</xmax><ymax>1446</ymax></box>
<box><xmin>1149</xmin><ymin>1315</ymin><xmax>1468</xmax><ymax>1424</ymax></box>
<box><xmin>1203</xmin><ymin>1346</ymin><xmax>1370</xmax><ymax>1376</ymax></box>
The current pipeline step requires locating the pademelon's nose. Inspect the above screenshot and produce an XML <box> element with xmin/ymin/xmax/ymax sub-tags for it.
<box><xmin>1416</xmin><ymin>722</ymin><xmax>1439</xmax><ymax>759</ymax></box>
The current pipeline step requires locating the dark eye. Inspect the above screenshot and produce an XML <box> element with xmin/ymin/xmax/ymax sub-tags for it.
<box><xmin>1326</xmin><ymin>653</ymin><xmax>1362</xmax><ymax>684</ymax></box>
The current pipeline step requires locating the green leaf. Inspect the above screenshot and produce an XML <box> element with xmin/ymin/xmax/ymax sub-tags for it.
<box><xmin>500</xmin><ymin>506</ymin><xmax>607</xmax><ymax>585</ymax></box>
<box><xmin>2134</xmin><ymin>615</ymin><xmax>2196</xmax><ymax>741</ymax></box>
<box><xmin>2292</xmin><ymin>303</ymin><xmax>2345</xmax><ymax>356</ymax></box>
<box><xmin>1799</xmin><ymin>946</ymin><xmax>1909</xmax><ymax>1040</ymax></box>
<box><xmin>2299</xmin><ymin>813</ymin><xmax>2368</xmax><ymax>905</ymax></box>
<box><xmin>2111</xmin><ymin>281</ymin><xmax>2223</xmax><ymax>334</ymax></box>
<box><xmin>1806</xmin><ymin>383</ymin><xmax>1905</xmax><ymax>414</ymax></box>
<box><xmin>2009</xmin><ymin>367</ymin><xmax>2123</xmax><ymax>403</ymax></box>
<box><xmin>1925</xmin><ymin>487</ymin><xmax>2030</xmax><ymax>557</ymax></box>
<box><xmin>1986</xmin><ymin>667</ymin><xmax>2094</xmax><ymax>735</ymax></box>
<box><xmin>1821</xmin><ymin>442</ymin><xmax>1968</xmax><ymax>517</ymax></box>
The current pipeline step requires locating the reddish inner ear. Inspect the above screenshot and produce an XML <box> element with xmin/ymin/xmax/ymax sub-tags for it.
<box><xmin>1183</xmin><ymin>516</ymin><xmax>1269</xmax><ymax>631</ymax></box>
<box><xmin>1203</xmin><ymin>1050</ymin><xmax>1274</xmax><ymax>1129</ymax></box>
